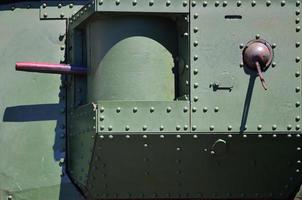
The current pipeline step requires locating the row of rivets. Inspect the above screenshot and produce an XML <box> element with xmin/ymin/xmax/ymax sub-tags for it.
<box><xmin>42</xmin><ymin>3</ymin><xmax>74</xmax><ymax>8</ymax></box>
<box><xmin>99</xmin><ymin>125</ymin><xmax>189</xmax><ymax>131</ymax></box>
<box><xmin>193</xmin><ymin>0</ymin><xmax>300</xmax><ymax>7</ymax></box>
<box><xmin>190</xmin><ymin>125</ymin><xmax>300</xmax><ymax>131</ymax></box>
<box><xmin>99</xmin><ymin>0</ymin><xmax>188</xmax><ymax>7</ymax></box>
<box><xmin>99</xmin><ymin>106</ymin><xmax>189</xmax><ymax>113</ymax></box>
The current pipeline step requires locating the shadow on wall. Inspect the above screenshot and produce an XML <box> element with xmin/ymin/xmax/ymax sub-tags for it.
<box><xmin>2</xmin><ymin>77</ymin><xmax>84</xmax><ymax>200</ymax></box>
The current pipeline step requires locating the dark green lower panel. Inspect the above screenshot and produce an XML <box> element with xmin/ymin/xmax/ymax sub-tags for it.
<box><xmin>81</xmin><ymin>134</ymin><xmax>301</xmax><ymax>200</ymax></box>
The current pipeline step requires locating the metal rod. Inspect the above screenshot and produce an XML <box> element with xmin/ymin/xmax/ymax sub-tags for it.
<box><xmin>16</xmin><ymin>62</ymin><xmax>87</xmax><ymax>75</ymax></box>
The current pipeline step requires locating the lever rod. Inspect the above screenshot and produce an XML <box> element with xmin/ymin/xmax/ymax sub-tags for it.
<box><xmin>16</xmin><ymin>62</ymin><xmax>87</xmax><ymax>75</ymax></box>
<box><xmin>255</xmin><ymin>61</ymin><xmax>267</xmax><ymax>90</ymax></box>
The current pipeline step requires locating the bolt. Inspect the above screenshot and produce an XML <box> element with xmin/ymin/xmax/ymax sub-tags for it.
<box><xmin>150</xmin><ymin>107</ymin><xmax>155</xmax><ymax>112</ymax></box>
<box><xmin>251</xmin><ymin>0</ymin><xmax>256</xmax><ymax>7</ymax></box>
<box><xmin>281</xmin><ymin>1</ymin><xmax>286</xmax><ymax>7</ymax></box>
<box><xmin>237</xmin><ymin>1</ymin><xmax>242</xmax><ymax>6</ymax></box>
<box><xmin>266</xmin><ymin>0</ymin><xmax>271</xmax><ymax>6</ymax></box>
<box><xmin>183</xmin><ymin>106</ymin><xmax>188</xmax><ymax>112</ymax></box>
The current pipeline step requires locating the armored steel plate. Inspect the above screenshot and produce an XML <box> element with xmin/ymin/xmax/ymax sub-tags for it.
<box><xmin>68</xmin><ymin>104</ymin><xmax>97</xmax><ymax>187</ymax></box>
<box><xmin>97</xmin><ymin>101</ymin><xmax>190</xmax><ymax>133</ymax></box>
<box><xmin>86</xmin><ymin>134</ymin><xmax>302</xmax><ymax>199</ymax></box>
<box><xmin>190</xmin><ymin>0</ymin><xmax>302</xmax><ymax>133</ymax></box>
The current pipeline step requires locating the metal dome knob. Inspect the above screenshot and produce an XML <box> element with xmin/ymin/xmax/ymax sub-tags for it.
<box><xmin>242</xmin><ymin>39</ymin><xmax>274</xmax><ymax>90</ymax></box>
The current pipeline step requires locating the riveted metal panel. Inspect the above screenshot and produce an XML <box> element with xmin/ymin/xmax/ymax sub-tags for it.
<box><xmin>40</xmin><ymin>1</ymin><xmax>89</xmax><ymax>19</ymax></box>
<box><xmin>67</xmin><ymin>103</ymin><xmax>97</xmax><ymax>187</ymax></box>
<box><xmin>190</xmin><ymin>0</ymin><xmax>302</xmax><ymax>133</ymax></box>
<box><xmin>86</xmin><ymin>133</ymin><xmax>302</xmax><ymax>199</ymax></box>
<box><xmin>97</xmin><ymin>101</ymin><xmax>190</xmax><ymax>133</ymax></box>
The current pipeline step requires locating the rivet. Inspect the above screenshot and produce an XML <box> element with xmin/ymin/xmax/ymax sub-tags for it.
<box><xmin>228</xmin><ymin>134</ymin><xmax>232</xmax><ymax>138</ymax></box>
<box><xmin>60</xmin><ymin>46</ymin><xmax>65</xmax><ymax>50</ymax></box>
<box><xmin>243</xmin><ymin>134</ymin><xmax>247</xmax><ymax>138</ymax></box>
<box><xmin>215</xmin><ymin>1</ymin><xmax>220</xmax><ymax>6</ymax></box>
<box><xmin>176</xmin><ymin>147</ymin><xmax>181</xmax><ymax>151</ymax></box>
<box><xmin>108</xmin><ymin>126</ymin><xmax>113</xmax><ymax>131</ymax></box>
<box><xmin>133</xmin><ymin>107</ymin><xmax>138</xmax><ymax>113</ymax></box>
<box><xmin>193</xmin><ymin>41</ymin><xmax>199</xmax><ymax>46</ymax></box>
<box><xmin>288</xmin><ymin>134</ymin><xmax>292</xmax><ymax>138</ymax></box>
<box><xmin>255</xmin><ymin>34</ymin><xmax>260</xmax><ymax>39</ymax></box>
<box><xmin>160</xmin><ymin>126</ymin><xmax>164</xmax><ymax>131</ymax></box>
<box><xmin>272</xmin><ymin>43</ymin><xmax>277</xmax><ymax>48</ymax></box>
<box><xmin>257</xmin><ymin>125</ymin><xmax>262</xmax><ymax>130</ymax></box>
<box><xmin>228</xmin><ymin>125</ymin><xmax>232</xmax><ymax>131</ymax></box>
<box><xmin>176</xmin><ymin>125</ymin><xmax>181</xmax><ymax>131</ymax></box>
<box><xmin>194</xmin><ymin>13</ymin><xmax>198</xmax><ymax>18</ymax></box>
<box><xmin>126</xmin><ymin>135</ymin><xmax>130</xmax><ymax>139</ymax></box>
<box><xmin>166</xmin><ymin>0</ymin><xmax>171</xmax><ymax>6</ymax></box>
<box><xmin>296</xmin><ymin>26</ymin><xmax>301</xmax><ymax>32</ymax></box>
<box><xmin>298</xmin><ymin>160</ymin><xmax>301</xmax><ymax>163</ymax></box>
<box><xmin>296</xmin><ymin>57</ymin><xmax>301</xmax><ymax>62</ymax></box>
<box><xmin>160</xmin><ymin>135</ymin><xmax>164</xmax><ymax>138</ymax></box>
<box><xmin>109</xmin><ymin>135</ymin><xmax>113</xmax><ymax>139</ymax></box>
<box><xmin>149</xmin><ymin>0</ymin><xmax>154</xmax><ymax>6</ymax></box>
<box><xmin>100</xmin><ymin>115</ymin><xmax>105</xmax><ymax>121</ymax></box>
<box><xmin>144</xmin><ymin>144</ymin><xmax>148</xmax><ymax>148</ymax></box>
<box><xmin>209</xmin><ymin>125</ymin><xmax>214</xmax><ymax>131</ymax></box>
<box><xmin>192</xmin><ymin>107</ymin><xmax>197</xmax><ymax>112</ymax></box>
<box><xmin>42</xmin><ymin>3</ymin><xmax>47</xmax><ymax>8</ymax></box>
<box><xmin>239</xmin><ymin>43</ymin><xmax>244</xmax><ymax>49</ymax></box>
<box><xmin>203</xmin><ymin>107</ymin><xmax>208</xmax><ymax>112</ymax></box>
<box><xmin>296</xmin><ymin>87</ymin><xmax>301</xmax><ymax>92</ymax></box>
<box><xmin>183</xmin><ymin>1</ymin><xmax>188</xmax><ymax>6</ymax></box>
<box><xmin>176</xmin><ymin>134</ymin><xmax>181</xmax><ymax>139</ymax></box>
<box><xmin>296</xmin><ymin>42</ymin><xmax>301</xmax><ymax>47</ymax></box>
<box><xmin>100</xmin><ymin>126</ymin><xmax>105</xmax><ymax>131</ymax></box>
<box><xmin>296</xmin><ymin>10</ymin><xmax>301</xmax><ymax>15</ymax></box>
<box><xmin>193</xmin><ymin>135</ymin><xmax>198</xmax><ymax>138</ymax></box>
<box><xmin>69</xmin><ymin>3</ymin><xmax>74</xmax><ymax>8</ymax></box>
<box><xmin>296</xmin><ymin>116</ymin><xmax>300</xmax><ymax>121</ymax></box>
<box><xmin>272</xmin><ymin>124</ymin><xmax>277</xmax><ymax>130</ymax></box>
<box><xmin>132</xmin><ymin>0</ymin><xmax>137</xmax><ymax>5</ymax></box>
<box><xmin>251</xmin><ymin>0</ymin><xmax>256</xmax><ymax>7</ymax></box>
<box><xmin>143</xmin><ymin>135</ymin><xmax>147</xmax><ymax>139</ymax></box>
<box><xmin>266</xmin><ymin>0</ymin><xmax>271</xmax><ymax>6</ymax></box>
<box><xmin>273</xmin><ymin>134</ymin><xmax>277</xmax><ymax>138</ymax></box>
<box><xmin>142</xmin><ymin>125</ymin><xmax>147</xmax><ymax>131</ymax></box>
<box><xmin>223</xmin><ymin>1</ymin><xmax>227</xmax><ymax>6</ymax></box>
<box><xmin>192</xmin><ymin>125</ymin><xmax>197</xmax><ymax>131</ymax></box>
<box><xmin>296</xmin><ymin>169</ymin><xmax>300</xmax><ymax>173</ymax></box>
<box><xmin>240</xmin><ymin>62</ymin><xmax>244</xmax><ymax>67</ymax></box>
<box><xmin>194</xmin><ymin>83</ymin><xmax>199</xmax><ymax>88</ymax></box>
<box><xmin>99</xmin><ymin>0</ymin><xmax>103</xmax><ymax>5</ymax></box>
<box><xmin>193</xmin><ymin>69</ymin><xmax>199</xmax><ymax>74</ymax></box>
<box><xmin>296</xmin><ymin>18</ymin><xmax>300</xmax><ymax>24</ymax></box>
<box><xmin>125</xmin><ymin>125</ymin><xmax>130</xmax><ymax>131</ymax></box>
<box><xmin>271</xmin><ymin>62</ymin><xmax>276</xmax><ymax>67</ymax></box>
<box><xmin>214</xmin><ymin>107</ymin><xmax>219</xmax><ymax>112</ymax></box>
<box><xmin>297</xmin><ymin>1</ymin><xmax>301</xmax><ymax>6</ymax></box>
<box><xmin>296</xmin><ymin>71</ymin><xmax>300</xmax><ymax>77</ymax></box>
<box><xmin>116</xmin><ymin>107</ymin><xmax>121</xmax><ymax>113</ymax></box>
<box><xmin>194</xmin><ymin>55</ymin><xmax>198</xmax><ymax>60</ymax></box>
<box><xmin>193</xmin><ymin>96</ymin><xmax>199</xmax><ymax>102</ymax></box>
<box><xmin>167</xmin><ymin>107</ymin><xmax>172</xmax><ymax>113</ymax></box>
<box><xmin>297</xmin><ymin>134</ymin><xmax>301</xmax><ymax>138</ymax></box>
<box><xmin>116</xmin><ymin>0</ymin><xmax>120</xmax><ymax>5</ymax></box>
<box><xmin>184</xmin><ymin>125</ymin><xmax>188</xmax><ymax>130</ymax></box>
<box><xmin>287</xmin><ymin>124</ymin><xmax>292</xmax><ymax>130</ymax></box>
<box><xmin>237</xmin><ymin>1</ymin><xmax>242</xmax><ymax>6</ymax></box>
<box><xmin>183</xmin><ymin>32</ymin><xmax>189</xmax><ymax>37</ymax></box>
<box><xmin>258</xmin><ymin>134</ymin><xmax>263</xmax><ymax>138</ymax></box>
<box><xmin>183</xmin><ymin>106</ymin><xmax>188</xmax><ymax>112</ymax></box>
<box><xmin>297</xmin><ymin>147</ymin><xmax>301</xmax><ymax>151</ymax></box>
<box><xmin>100</xmin><ymin>107</ymin><xmax>105</xmax><ymax>112</ymax></box>
<box><xmin>43</xmin><ymin>13</ymin><xmax>48</xmax><ymax>18</ymax></box>
<box><xmin>203</xmin><ymin>1</ymin><xmax>208</xmax><ymax>7</ymax></box>
<box><xmin>60</xmin><ymin>13</ymin><xmax>65</xmax><ymax>18</ymax></box>
<box><xmin>150</xmin><ymin>107</ymin><xmax>155</xmax><ymax>112</ymax></box>
<box><xmin>193</xmin><ymin>27</ymin><xmax>199</xmax><ymax>33</ymax></box>
<box><xmin>58</xmin><ymin>3</ymin><xmax>62</xmax><ymax>8</ymax></box>
<box><xmin>296</xmin><ymin>125</ymin><xmax>301</xmax><ymax>130</ymax></box>
<box><xmin>192</xmin><ymin>1</ymin><xmax>196</xmax><ymax>6</ymax></box>
<box><xmin>281</xmin><ymin>1</ymin><xmax>286</xmax><ymax>7</ymax></box>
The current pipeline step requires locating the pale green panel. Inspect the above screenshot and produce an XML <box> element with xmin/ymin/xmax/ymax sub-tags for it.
<box><xmin>0</xmin><ymin>4</ymin><xmax>83</xmax><ymax>200</ymax></box>
<box><xmin>190</xmin><ymin>0</ymin><xmax>301</xmax><ymax>133</ymax></box>
<box><xmin>86</xmin><ymin>15</ymin><xmax>177</xmax><ymax>102</ymax></box>
<box><xmin>97</xmin><ymin>101</ymin><xmax>190</xmax><ymax>133</ymax></box>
